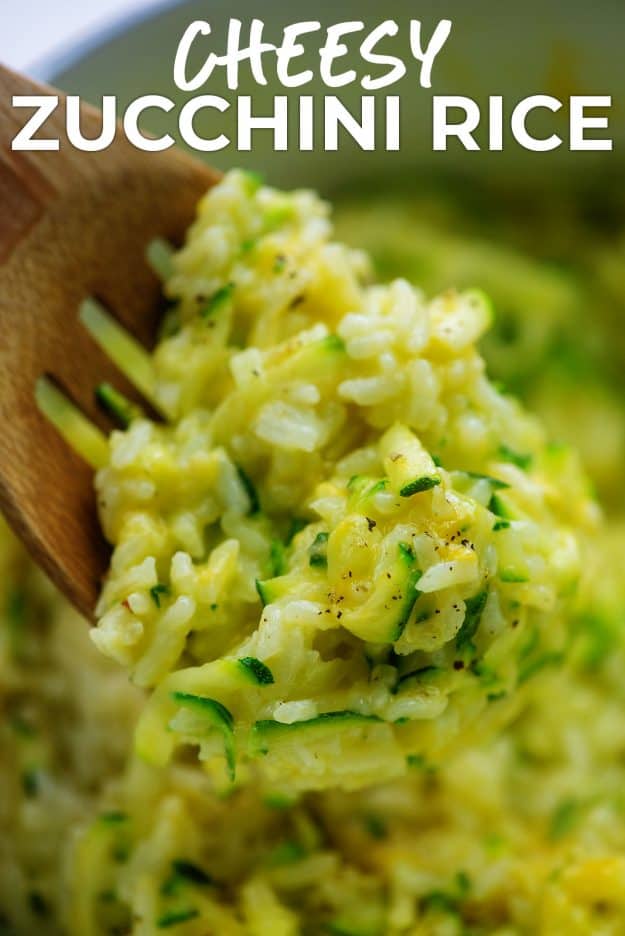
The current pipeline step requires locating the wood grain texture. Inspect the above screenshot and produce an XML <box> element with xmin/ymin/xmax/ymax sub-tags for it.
<box><xmin>0</xmin><ymin>66</ymin><xmax>219</xmax><ymax>618</ymax></box>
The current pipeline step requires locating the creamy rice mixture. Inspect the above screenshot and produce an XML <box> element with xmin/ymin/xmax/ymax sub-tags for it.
<box><xmin>1</xmin><ymin>171</ymin><xmax>624</xmax><ymax>935</ymax></box>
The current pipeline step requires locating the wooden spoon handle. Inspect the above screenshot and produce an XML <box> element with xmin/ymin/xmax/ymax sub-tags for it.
<box><xmin>0</xmin><ymin>67</ymin><xmax>218</xmax><ymax>617</ymax></box>
<box><xmin>0</xmin><ymin>65</ymin><xmax>219</xmax><ymax>273</ymax></box>
<box><xmin>0</xmin><ymin>69</ymin><xmax>63</xmax><ymax>262</ymax></box>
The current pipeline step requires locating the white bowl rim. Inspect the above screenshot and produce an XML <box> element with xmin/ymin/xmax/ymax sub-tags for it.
<box><xmin>36</xmin><ymin>0</ymin><xmax>184</xmax><ymax>83</ymax></box>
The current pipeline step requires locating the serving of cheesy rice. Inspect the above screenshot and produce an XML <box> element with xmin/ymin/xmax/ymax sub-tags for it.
<box><xmin>1</xmin><ymin>170</ymin><xmax>624</xmax><ymax>934</ymax></box>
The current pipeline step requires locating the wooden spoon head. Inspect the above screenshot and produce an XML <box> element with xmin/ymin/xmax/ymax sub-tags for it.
<box><xmin>0</xmin><ymin>67</ymin><xmax>218</xmax><ymax>618</ymax></box>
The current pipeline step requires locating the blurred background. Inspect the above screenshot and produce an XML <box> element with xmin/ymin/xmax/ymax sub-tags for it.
<box><xmin>1</xmin><ymin>0</ymin><xmax>165</xmax><ymax>73</ymax></box>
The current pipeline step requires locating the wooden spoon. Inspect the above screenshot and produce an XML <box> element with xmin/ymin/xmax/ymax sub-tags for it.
<box><xmin>0</xmin><ymin>66</ymin><xmax>219</xmax><ymax>619</ymax></box>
